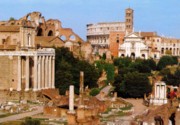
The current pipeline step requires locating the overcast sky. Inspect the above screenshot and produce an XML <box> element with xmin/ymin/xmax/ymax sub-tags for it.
<box><xmin>0</xmin><ymin>0</ymin><xmax>180</xmax><ymax>40</ymax></box>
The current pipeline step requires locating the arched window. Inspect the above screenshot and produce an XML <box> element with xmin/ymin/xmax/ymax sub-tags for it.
<box><xmin>27</xmin><ymin>33</ymin><xmax>31</xmax><ymax>46</ymax></box>
<box><xmin>37</xmin><ymin>28</ymin><xmax>43</xmax><ymax>36</ymax></box>
<box><xmin>131</xmin><ymin>53</ymin><xmax>135</xmax><ymax>59</ymax></box>
<box><xmin>48</xmin><ymin>30</ymin><xmax>53</xmax><ymax>36</ymax></box>
<box><xmin>142</xmin><ymin>54</ymin><xmax>145</xmax><ymax>59</ymax></box>
<box><xmin>60</xmin><ymin>35</ymin><xmax>66</xmax><ymax>41</ymax></box>
<box><xmin>69</xmin><ymin>35</ymin><xmax>76</xmax><ymax>41</ymax></box>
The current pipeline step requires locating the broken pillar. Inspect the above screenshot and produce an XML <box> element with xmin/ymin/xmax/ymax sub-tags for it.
<box><xmin>67</xmin><ymin>85</ymin><xmax>77</xmax><ymax>125</ymax></box>
<box><xmin>68</xmin><ymin>85</ymin><xmax>75</xmax><ymax>114</ymax></box>
<box><xmin>79</xmin><ymin>71</ymin><xmax>84</xmax><ymax>107</ymax></box>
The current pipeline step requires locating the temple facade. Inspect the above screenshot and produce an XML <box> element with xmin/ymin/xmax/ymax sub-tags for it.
<box><xmin>0</xmin><ymin>26</ymin><xmax>55</xmax><ymax>91</ymax></box>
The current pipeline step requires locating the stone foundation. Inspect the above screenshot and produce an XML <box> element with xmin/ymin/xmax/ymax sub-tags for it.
<box><xmin>0</xmin><ymin>90</ymin><xmax>42</xmax><ymax>102</ymax></box>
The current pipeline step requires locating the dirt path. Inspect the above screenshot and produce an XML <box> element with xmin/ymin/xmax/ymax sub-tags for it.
<box><xmin>125</xmin><ymin>98</ymin><xmax>147</xmax><ymax>116</ymax></box>
<box><xmin>0</xmin><ymin>106</ymin><xmax>43</xmax><ymax>123</ymax></box>
<box><xmin>112</xmin><ymin>99</ymin><xmax>148</xmax><ymax>125</ymax></box>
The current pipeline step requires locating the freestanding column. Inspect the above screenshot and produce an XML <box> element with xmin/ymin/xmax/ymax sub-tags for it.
<box><xmin>41</xmin><ymin>56</ymin><xmax>45</xmax><ymax>89</ymax></box>
<box><xmin>17</xmin><ymin>56</ymin><xmax>21</xmax><ymax>91</ymax></box>
<box><xmin>80</xmin><ymin>71</ymin><xmax>84</xmax><ymax>94</ymax></box>
<box><xmin>25</xmin><ymin>56</ymin><xmax>29</xmax><ymax>91</ymax></box>
<box><xmin>33</xmin><ymin>55</ymin><xmax>38</xmax><ymax>91</ymax></box>
<box><xmin>51</xmin><ymin>56</ymin><xmax>55</xmax><ymax>88</ymax></box>
<box><xmin>79</xmin><ymin>71</ymin><xmax>84</xmax><ymax>107</ymax></box>
<box><xmin>48</xmin><ymin>56</ymin><xmax>52</xmax><ymax>88</ymax></box>
<box><xmin>69</xmin><ymin>85</ymin><xmax>75</xmax><ymax>113</ymax></box>
<box><xmin>45</xmin><ymin>56</ymin><xmax>49</xmax><ymax>89</ymax></box>
<box><xmin>37</xmin><ymin>56</ymin><xmax>41</xmax><ymax>90</ymax></box>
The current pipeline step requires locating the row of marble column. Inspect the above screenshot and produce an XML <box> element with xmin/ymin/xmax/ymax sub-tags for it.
<box><xmin>155</xmin><ymin>84</ymin><xmax>167</xmax><ymax>99</ymax></box>
<box><xmin>17</xmin><ymin>55</ymin><xmax>55</xmax><ymax>91</ymax></box>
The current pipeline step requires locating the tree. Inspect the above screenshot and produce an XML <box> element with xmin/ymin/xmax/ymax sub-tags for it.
<box><xmin>55</xmin><ymin>59</ymin><xmax>73</xmax><ymax>95</ymax></box>
<box><xmin>22</xmin><ymin>117</ymin><xmax>40</xmax><ymax>125</ymax></box>
<box><xmin>55</xmin><ymin>47</ymin><xmax>99</xmax><ymax>95</ymax></box>
<box><xmin>95</xmin><ymin>60</ymin><xmax>115</xmax><ymax>84</ymax></box>
<box><xmin>163</xmin><ymin>68</ymin><xmax>180</xmax><ymax>86</ymax></box>
<box><xmin>122</xmin><ymin>72</ymin><xmax>152</xmax><ymax>98</ymax></box>
<box><xmin>113</xmin><ymin>57</ymin><xmax>132</xmax><ymax>68</ymax></box>
<box><xmin>143</xmin><ymin>58</ymin><xmax>157</xmax><ymax>71</ymax></box>
<box><xmin>104</xmin><ymin>63</ymin><xmax>115</xmax><ymax>83</ymax></box>
<box><xmin>129</xmin><ymin>61</ymin><xmax>151</xmax><ymax>73</ymax></box>
<box><xmin>157</xmin><ymin>56</ymin><xmax>178</xmax><ymax>70</ymax></box>
<box><xmin>9</xmin><ymin>17</ymin><xmax>15</xmax><ymax>21</ymax></box>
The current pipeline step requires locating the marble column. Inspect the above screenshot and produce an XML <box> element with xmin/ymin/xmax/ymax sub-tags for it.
<box><xmin>37</xmin><ymin>56</ymin><xmax>41</xmax><ymax>90</ymax></box>
<box><xmin>48</xmin><ymin>56</ymin><xmax>52</xmax><ymax>88</ymax></box>
<box><xmin>41</xmin><ymin>56</ymin><xmax>45</xmax><ymax>89</ymax></box>
<box><xmin>17</xmin><ymin>56</ymin><xmax>21</xmax><ymax>91</ymax></box>
<box><xmin>69</xmin><ymin>85</ymin><xmax>75</xmax><ymax>113</ymax></box>
<box><xmin>80</xmin><ymin>71</ymin><xmax>84</xmax><ymax>94</ymax></box>
<box><xmin>33</xmin><ymin>56</ymin><xmax>38</xmax><ymax>91</ymax></box>
<box><xmin>45</xmin><ymin>56</ymin><xmax>49</xmax><ymax>89</ymax></box>
<box><xmin>25</xmin><ymin>56</ymin><xmax>29</xmax><ymax>91</ymax></box>
<box><xmin>157</xmin><ymin>85</ymin><xmax>160</xmax><ymax>98</ymax></box>
<box><xmin>52</xmin><ymin>56</ymin><xmax>55</xmax><ymax>88</ymax></box>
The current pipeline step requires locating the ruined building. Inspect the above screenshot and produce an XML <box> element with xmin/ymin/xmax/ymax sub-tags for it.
<box><xmin>0</xmin><ymin>12</ymin><xmax>84</xmax><ymax>100</ymax></box>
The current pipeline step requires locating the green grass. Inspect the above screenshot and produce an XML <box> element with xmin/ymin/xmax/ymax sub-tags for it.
<box><xmin>120</xmin><ymin>104</ymin><xmax>133</xmax><ymax>110</ymax></box>
<box><xmin>1</xmin><ymin>121</ymin><xmax>22</xmax><ymax>125</ymax></box>
<box><xmin>0</xmin><ymin>113</ymin><xmax>18</xmax><ymax>118</ymax></box>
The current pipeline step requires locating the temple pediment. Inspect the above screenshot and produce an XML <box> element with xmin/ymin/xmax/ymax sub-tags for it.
<box><xmin>125</xmin><ymin>32</ymin><xmax>140</xmax><ymax>38</ymax></box>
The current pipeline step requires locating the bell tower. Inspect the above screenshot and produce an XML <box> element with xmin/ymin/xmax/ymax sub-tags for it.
<box><xmin>125</xmin><ymin>8</ymin><xmax>134</xmax><ymax>33</ymax></box>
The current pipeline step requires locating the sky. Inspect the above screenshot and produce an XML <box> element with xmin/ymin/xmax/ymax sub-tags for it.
<box><xmin>0</xmin><ymin>0</ymin><xmax>180</xmax><ymax>40</ymax></box>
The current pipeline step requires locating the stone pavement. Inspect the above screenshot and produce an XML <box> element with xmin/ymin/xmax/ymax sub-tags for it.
<box><xmin>0</xmin><ymin>106</ymin><xmax>43</xmax><ymax>123</ymax></box>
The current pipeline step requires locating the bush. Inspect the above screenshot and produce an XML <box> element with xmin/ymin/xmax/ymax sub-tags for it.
<box><xmin>90</xmin><ymin>88</ymin><xmax>100</xmax><ymax>96</ymax></box>
<box><xmin>21</xmin><ymin>117</ymin><xmax>40</xmax><ymax>125</ymax></box>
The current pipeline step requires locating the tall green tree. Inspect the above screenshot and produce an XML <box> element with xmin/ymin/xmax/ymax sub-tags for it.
<box><xmin>163</xmin><ymin>68</ymin><xmax>180</xmax><ymax>86</ymax></box>
<box><xmin>123</xmin><ymin>72</ymin><xmax>152</xmax><ymax>98</ymax></box>
<box><xmin>55</xmin><ymin>47</ymin><xmax>99</xmax><ymax>94</ymax></box>
<box><xmin>157</xmin><ymin>56</ymin><xmax>178</xmax><ymax>70</ymax></box>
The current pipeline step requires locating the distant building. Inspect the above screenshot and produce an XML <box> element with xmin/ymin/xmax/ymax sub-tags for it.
<box><xmin>119</xmin><ymin>32</ymin><xmax>149</xmax><ymax>59</ymax></box>
<box><xmin>87</xmin><ymin>8</ymin><xmax>180</xmax><ymax>60</ymax></box>
<box><xmin>87</xmin><ymin>8</ymin><xmax>134</xmax><ymax>57</ymax></box>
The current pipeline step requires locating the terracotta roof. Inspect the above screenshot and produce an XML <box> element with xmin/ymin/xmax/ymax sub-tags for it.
<box><xmin>135</xmin><ymin>32</ymin><xmax>157</xmax><ymax>37</ymax></box>
<box><xmin>0</xmin><ymin>26</ymin><xmax>20</xmax><ymax>32</ymax></box>
<box><xmin>161</xmin><ymin>37</ymin><xmax>180</xmax><ymax>43</ymax></box>
<box><xmin>35</xmin><ymin>36</ymin><xmax>64</xmax><ymax>43</ymax></box>
<box><xmin>151</xmin><ymin>49</ymin><xmax>160</xmax><ymax>52</ymax></box>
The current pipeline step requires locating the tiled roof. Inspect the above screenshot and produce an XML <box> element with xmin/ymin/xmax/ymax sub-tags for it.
<box><xmin>0</xmin><ymin>26</ymin><xmax>20</xmax><ymax>32</ymax></box>
<box><xmin>35</xmin><ymin>36</ymin><xmax>64</xmax><ymax>43</ymax></box>
<box><xmin>135</xmin><ymin>32</ymin><xmax>157</xmax><ymax>37</ymax></box>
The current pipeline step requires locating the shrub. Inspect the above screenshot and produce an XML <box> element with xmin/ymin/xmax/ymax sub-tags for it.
<box><xmin>90</xmin><ymin>88</ymin><xmax>100</xmax><ymax>96</ymax></box>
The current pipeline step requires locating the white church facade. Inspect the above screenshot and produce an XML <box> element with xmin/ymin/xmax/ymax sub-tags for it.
<box><xmin>119</xmin><ymin>32</ymin><xmax>158</xmax><ymax>59</ymax></box>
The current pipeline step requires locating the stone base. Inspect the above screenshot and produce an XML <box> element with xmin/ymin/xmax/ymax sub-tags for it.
<box><xmin>0</xmin><ymin>89</ymin><xmax>42</xmax><ymax>102</ymax></box>
<box><xmin>67</xmin><ymin>113</ymin><xmax>77</xmax><ymax>125</ymax></box>
<box><xmin>150</xmin><ymin>98</ymin><xmax>168</xmax><ymax>105</ymax></box>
